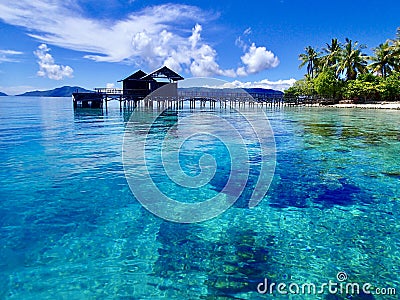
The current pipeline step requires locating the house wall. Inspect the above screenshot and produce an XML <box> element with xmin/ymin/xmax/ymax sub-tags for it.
<box><xmin>147</xmin><ymin>83</ymin><xmax>178</xmax><ymax>99</ymax></box>
<box><xmin>122</xmin><ymin>80</ymin><xmax>178</xmax><ymax>99</ymax></box>
<box><xmin>123</xmin><ymin>80</ymin><xmax>149</xmax><ymax>97</ymax></box>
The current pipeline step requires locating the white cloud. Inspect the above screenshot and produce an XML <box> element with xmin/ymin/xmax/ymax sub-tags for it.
<box><xmin>0</xmin><ymin>1</ymin><xmax>279</xmax><ymax>77</ymax></box>
<box><xmin>235</xmin><ymin>37</ymin><xmax>247</xmax><ymax>52</ymax></box>
<box><xmin>243</xmin><ymin>27</ymin><xmax>252</xmax><ymax>35</ymax></box>
<box><xmin>239</xmin><ymin>43</ymin><xmax>279</xmax><ymax>75</ymax></box>
<box><xmin>34</xmin><ymin>44</ymin><xmax>73</xmax><ymax>80</ymax></box>
<box><xmin>235</xmin><ymin>28</ymin><xmax>252</xmax><ymax>52</ymax></box>
<box><xmin>0</xmin><ymin>2</ymin><xmax>211</xmax><ymax>66</ymax></box>
<box><xmin>208</xmin><ymin>78</ymin><xmax>296</xmax><ymax>92</ymax></box>
<box><xmin>0</xmin><ymin>49</ymin><xmax>23</xmax><ymax>63</ymax></box>
<box><xmin>234</xmin><ymin>28</ymin><xmax>279</xmax><ymax>76</ymax></box>
<box><xmin>236</xmin><ymin>67</ymin><xmax>248</xmax><ymax>77</ymax></box>
<box><xmin>187</xmin><ymin>24</ymin><xmax>237</xmax><ymax>77</ymax></box>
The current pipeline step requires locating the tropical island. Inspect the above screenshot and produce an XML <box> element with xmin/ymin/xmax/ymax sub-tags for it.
<box><xmin>16</xmin><ymin>86</ymin><xmax>92</xmax><ymax>97</ymax></box>
<box><xmin>285</xmin><ymin>27</ymin><xmax>400</xmax><ymax>103</ymax></box>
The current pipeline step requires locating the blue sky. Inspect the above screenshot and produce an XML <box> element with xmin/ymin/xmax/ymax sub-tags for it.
<box><xmin>0</xmin><ymin>0</ymin><xmax>399</xmax><ymax>95</ymax></box>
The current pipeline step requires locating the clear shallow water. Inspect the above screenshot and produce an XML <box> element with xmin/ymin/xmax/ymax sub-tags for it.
<box><xmin>0</xmin><ymin>97</ymin><xmax>399</xmax><ymax>299</ymax></box>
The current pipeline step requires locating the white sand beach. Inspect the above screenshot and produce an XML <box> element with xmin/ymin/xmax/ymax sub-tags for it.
<box><xmin>328</xmin><ymin>102</ymin><xmax>400</xmax><ymax>110</ymax></box>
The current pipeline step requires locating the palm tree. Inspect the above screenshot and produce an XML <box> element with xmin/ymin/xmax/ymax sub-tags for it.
<box><xmin>391</xmin><ymin>27</ymin><xmax>400</xmax><ymax>72</ymax></box>
<box><xmin>321</xmin><ymin>38</ymin><xmax>342</xmax><ymax>70</ymax></box>
<box><xmin>369</xmin><ymin>41</ymin><xmax>397</xmax><ymax>78</ymax></box>
<box><xmin>299</xmin><ymin>46</ymin><xmax>320</xmax><ymax>78</ymax></box>
<box><xmin>337</xmin><ymin>38</ymin><xmax>368</xmax><ymax>81</ymax></box>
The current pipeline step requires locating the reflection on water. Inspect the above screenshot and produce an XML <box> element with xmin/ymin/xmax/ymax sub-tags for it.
<box><xmin>73</xmin><ymin>108</ymin><xmax>104</xmax><ymax>120</ymax></box>
<box><xmin>0</xmin><ymin>97</ymin><xmax>399</xmax><ymax>299</ymax></box>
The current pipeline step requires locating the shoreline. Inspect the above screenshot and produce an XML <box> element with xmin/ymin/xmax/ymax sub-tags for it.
<box><xmin>327</xmin><ymin>102</ymin><xmax>400</xmax><ymax>110</ymax></box>
<box><xmin>291</xmin><ymin>101</ymin><xmax>400</xmax><ymax>110</ymax></box>
<box><xmin>281</xmin><ymin>102</ymin><xmax>400</xmax><ymax>110</ymax></box>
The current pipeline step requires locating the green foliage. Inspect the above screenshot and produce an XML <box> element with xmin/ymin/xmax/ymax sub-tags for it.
<box><xmin>337</xmin><ymin>38</ymin><xmax>368</xmax><ymax>81</ymax></box>
<box><xmin>290</xmin><ymin>28</ymin><xmax>400</xmax><ymax>101</ymax></box>
<box><xmin>313</xmin><ymin>69</ymin><xmax>342</xmax><ymax>98</ymax></box>
<box><xmin>298</xmin><ymin>46</ymin><xmax>320</xmax><ymax>78</ymax></box>
<box><xmin>369</xmin><ymin>41</ymin><xmax>398</xmax><ymax>78</ymax></box>
<box><xmin>320</xmin><ymin>39</ymin><xmax>342</xmax><ymax>70</ymax></box>
<box><xmin>378</xmin><ymin>72</ymin><xmax>400</xmax><ymax>101</ymax></box>
<box><xmin>284</xmin><ymin>78</ymin><xmax>315</xmax><ymax>97</ymax></box>
<box><xmin>343</xmin><ymin>80</ymin><xmax>379</xmax><ymax>101</ymax></box>
<box><xmin>356</xmin><ymin>73</ymin><xmax>381</xmax><ymax>83</ymax></box>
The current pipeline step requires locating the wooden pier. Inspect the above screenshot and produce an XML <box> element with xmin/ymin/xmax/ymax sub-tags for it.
<box><xmin>73</xmin><ymin>88</ymin><xmax>290</xmax><ymax>110</ymax></box>
<box><xmin>72</xmin><ymin>65</ymin><xmax>325</xmax><ymax>110</ymax></box>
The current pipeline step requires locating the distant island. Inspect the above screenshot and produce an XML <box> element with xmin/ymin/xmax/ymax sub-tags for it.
<box><xmin>0</xmin><ymin>92</ymin><xmax>8</xmax><ymax>96</ymax></box>
<box><xmin>244</xmin><ymin>88</ymin><xmax>283</xmax><ymax>96</ymax></box>
<box><xmin>179</xmin><ymin>87</ymin><xmax>283</xmax><ymax>96</ymax></box>
<box><xmin>17</xmin><ymin>86</ymin><xmax>93</xmax><ymax>97</ymax></box>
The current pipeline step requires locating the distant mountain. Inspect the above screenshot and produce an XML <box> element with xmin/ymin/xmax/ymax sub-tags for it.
<box><xmin>0</xmin><ymin>92</ymin><xmax>7</xmax><ymax>96</ymax></box>
<box><xmin>243</xmin><ymin>88</ymin><xmax>283</xmax><ymax>96</ymax></box>
<box><xmin>17</xmin><ymin>86</ymin><xmax>93</xmax><ymax>97</ymax></box>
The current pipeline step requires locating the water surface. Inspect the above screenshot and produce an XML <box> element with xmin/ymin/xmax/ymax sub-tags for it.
<box><xmin>0</xmin><ymin>97</ymin><xmax>399</xmax><ymax>299</ymax></box>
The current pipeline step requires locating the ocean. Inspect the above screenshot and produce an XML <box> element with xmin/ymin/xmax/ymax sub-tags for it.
<box><xmin>0</xmin><ymin>96</ymin><xmax>398</xmax><ymax>299</ymax></box>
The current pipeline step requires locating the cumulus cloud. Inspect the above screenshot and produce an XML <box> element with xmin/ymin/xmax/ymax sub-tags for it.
<box><xmin>234</xmin><ymin>28</ymin><xmax>279</xmax><ymax>76</ymax></box>
<box><xmin>170</xmin><ymin>24</ymin><xmax>236</xmax><ymax>77</ymax></box>
<box><xmin>0</xmin><ymin>1</ymin><xmax>279</xmax><ymax>77</ymax></box>
<box><xmin>208</xmin><ymin>78</ymin><xmax>296</xmax><ymax>92</ymax></box>
<box><xmin>159</xmin><ymin>26</ymin><xmax>278</xmax><ymax>78</ymax></box>
<box><xmin>0</xmin><ymin>49</ymin><xmax>23</xmax><ymax>63</ymax></box>
<box><xmin>239</xmin><ymin>43</ymin><xmax>279</xmax><ymax>75</ymax></box>
<box><xmin>34</xmin><ymin>44</ymin><xmax>73</xmax><ymax>80</ymax></box>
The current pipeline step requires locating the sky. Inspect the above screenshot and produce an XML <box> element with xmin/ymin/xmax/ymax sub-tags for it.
<box><xmin>0</xmin><ymin>0</ymin><xmax>399</xmax><ymax>95</ymax></box>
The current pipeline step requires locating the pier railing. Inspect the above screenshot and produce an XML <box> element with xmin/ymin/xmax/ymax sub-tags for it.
<box><xmin>94</xmin><ymin>88</ymin><xmax>123</xmax><ymax>94</ymax></box>
<box><xmin>94</xmin><ymin>88</ymin><xmax>152</xmax><ymax>96</ymax></box>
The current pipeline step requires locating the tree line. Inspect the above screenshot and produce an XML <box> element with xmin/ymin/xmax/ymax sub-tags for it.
<box><xmin>285</xmin><ymin>28</ymin><xmax>400</xmax><ymax>102</ymax></box>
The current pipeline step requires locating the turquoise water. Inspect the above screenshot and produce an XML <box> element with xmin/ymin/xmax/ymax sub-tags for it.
<box><xmin>0</xmin><ymin>97</ymin><xmax>399</xmax><ymax>299</ymax></box>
